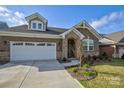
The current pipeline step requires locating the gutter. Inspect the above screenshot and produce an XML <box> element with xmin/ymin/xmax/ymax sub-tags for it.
<box><xmin>0</xmin><ymin>31</ymin><xmax>62</xmax><ymax>39</ymax></box>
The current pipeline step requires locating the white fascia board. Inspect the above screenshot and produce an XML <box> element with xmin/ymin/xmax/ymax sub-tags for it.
<box><xmin>73</xmin><ymin>28</ymin><xmax>85</xmax><ymax>39</ymax></box>
<box><xmin>74</xmin><ymin>21</ymin><xmax>102</xmax><ymax>39</ymax></box>
<box><xmin>26</xmin><ymin>13</ymin><xmax>47</xmax><ymax>23</ymax></box>
<box><xmin>117</xmin><ymin>43</ymin><xmax>124</xmax><ymax>45</ymax></box>
<box><xmin>0</xmin><ymin>31</ymin><xmax>62</xmax><ymax>39</ymax></box>
<box><xmin>99</xmin><ymin>38</ymin><xmax>116</xmax><ymax>44</ymax></box>
<box><xmin>60</xmin><ymin>27</ymin><xmax>85</xmax><ymax>40</ymax></box>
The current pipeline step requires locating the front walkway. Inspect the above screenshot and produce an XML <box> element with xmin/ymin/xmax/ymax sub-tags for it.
<box><xmin>0</xmin><ymin>60</ymin><xmax>82</xmax><ymax>88</ymax></box>
<box><xmin>61</xmin><ymin>60</ymin><xmax>80</xmax><ymax>68</ymax></box>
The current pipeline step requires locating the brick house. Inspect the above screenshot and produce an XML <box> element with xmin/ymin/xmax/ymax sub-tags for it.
<box><xmin>0</xmin><ymin>13</ymin><xmax>123</xmax><ymax>64</ymax></box>
<box><xmin>100</xmin><ymin>31</ymin><xmax>124</xmax><ymax>58</ymax></box>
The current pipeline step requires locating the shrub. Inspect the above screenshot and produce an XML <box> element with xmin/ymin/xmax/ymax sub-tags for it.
<box><xmin>80</xmin><ymin>55</ymin><xmax>95</xmax><ymax>66</ymax></box>
<box><xmin>83</xmin><ymin>64</ymin><xmax>90</xmax><ymax>68</ymax></box>
<box><xmin>87</xmin><ymin>55</ymin><xmax>92</xmax><ymax>61</ymax></box>
<box><xmin>82</xmin><ymin>70</ymin><xmax>95</xmax><ymax>76</ymax></box>
<box><xmin>102</xmin><ymin>52</ymin><xmax>108</xmax><ymax>60</ymax></box>
<box><xmin>62</xmin><ymin>57</ymin><xmax>67</xmax><ymax>61</ymax></box>
<box><xmin>88</xmin><ymin>55</ymin><xmax>94</xmax><ymax>64</ymax></box>
<box><xmin>98</xmin><ymin>55</ymin><xmax>103</xmax><ymax>60</ymax></box>
<box><xmin>99</xmin><ymin>52</ymin><xmax>109</xmax><ymax>60</ymax></box>
<box><xmin>92</xmin><ymin>55</ymin><xmax>97</xmax><ymax>60</ymax></box>
<box><xmin>121</xmin><ymin>54</ymin><xmax>124</xmax><ymax>59</ymax></box>
<box><xmin>73</xmin><ymin>68</ymin><xmax>78</xmax><ymax>73</ymax></box>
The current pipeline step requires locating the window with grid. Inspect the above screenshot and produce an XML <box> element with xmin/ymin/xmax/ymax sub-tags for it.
<box><xmin>82</xmin><ymin>39</ymin><xmax>94</xmax><ymax>51</ymax></box>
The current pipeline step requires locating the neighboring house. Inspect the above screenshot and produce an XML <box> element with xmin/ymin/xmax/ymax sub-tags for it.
<box><xmin>99</xmin><ymin>36</ymin><xmax>116</xmax><ymax>58</ymax></box>
<box><xmin>0</xmin><ymin>13</ymin><xmax>103</xmax><ymax>64</ymax></box>
<box><xmin>104</xmin><ymin>31</ymin><xmax>124</xmax><ymax>58</ymax></box>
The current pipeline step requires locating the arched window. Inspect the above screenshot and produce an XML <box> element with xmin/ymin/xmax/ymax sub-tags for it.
<box><xmin>82</xmin><ymin>39</ymin><xmax>94</xmax><ymax>51</ymax></box>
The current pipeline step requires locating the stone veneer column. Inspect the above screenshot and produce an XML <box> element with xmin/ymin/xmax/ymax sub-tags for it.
<box><xmin>0</xmin><ymin>37</ymin><xmax>10</xmax><ymax>64</ymax></box>
<box><xmin>75</xmin><ymin>39</ymin><xmax>82</xmax><ymax>59</ymax></box>
<box><xmin>62</xmin><ymin>38</ymin><xmax>68</xmax><ymax>59</ymax></box>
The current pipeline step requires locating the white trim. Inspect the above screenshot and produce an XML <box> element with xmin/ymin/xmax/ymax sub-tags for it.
<box><xmin>74</xmin><ymin>21</ymin><xmax>102</xmax><ymax>39</ymax></box>
<box><xmin>31</xmin><ymin>20</ymin><xmax>44</xmax><ymax>31</ymax></box>
<box><xmin>60</xmin><ymin>27</ymin><xmax>85</xmax><ymax>40</ymax></box>
<box><xmin>99</xmin><ymin>38</ymin><xmax>116</xmax><ymax>44</ymax></box>
<box><xmin>10</xmin><ymin>41</ymin><xmax>56</xmax><ymax>61</ymax></box>
<box><xmin>82</xmin><ymin>38</ymin><xmax>94</xmax><ymax>51</ymax></box>
<box><xmin>25</xmin><ymin>13</ymin><xmax>47</xmax><ymax>23</ymax></box>
<box><xmin>83</xmin><ymin>26</ymin><xmax>102</xmax><ymax>39</ymax></box>
<box><xmin>0</xmin><ymin>31</ymin><xmax>62</xmax><ymax>39</ymax></box>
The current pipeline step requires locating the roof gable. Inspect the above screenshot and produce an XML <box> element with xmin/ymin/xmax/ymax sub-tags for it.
<box><xmin>25</xmin><ymin>13</ymin><xmax>48</xmax><ymax>23</ymax></box>
<box><xmin>61</xmin><ymin>27</ymin><xmax>85</xmax><ymax>39</ymax></box>
<box><xmin>74</xmin><ymin>21</ymin><xmax>102</xmax><ymax>39</ymax></box>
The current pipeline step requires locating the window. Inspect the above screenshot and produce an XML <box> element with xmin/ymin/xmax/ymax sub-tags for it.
<box><xmin>32</xmin><ymin>23</ymin><xmax>36</xmax><ymax>29</ymax></box>
<box><xmin>38</xmin><ymin>23</ymin><xmax>42</xmax><ymax>29</ymax></box>
<box><xmin>47</xmin><ymin>43</ymin><xmax>55</xmax><ymax>46</ymax></box>
<box><xmin>82</xmin><ymin>39</ymin><xmax>94</xmax><ymax>51</ymax></box>
<box><xmin>13</xmin><ymin>42</ymin><xmax>23</xmax><ymax>46</ymax></box>
<box><xmin>37</xmin><ymin>43</ymin><xmax>45</xmax><ymax>46</ymax></box>
<box><xmin>25</xmin><ymin>43</ymin><xmax>35</xmax><ymax>46</ymax></box>
<box><xmin>31</xmin><ymin>20</ymin><xmax>43</xmax><ymax>30</ymax></box>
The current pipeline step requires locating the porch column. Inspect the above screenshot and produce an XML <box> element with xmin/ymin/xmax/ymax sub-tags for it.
<box><xmin>76</xmin><ymin>39</ymin><xmax>82</xmax><ymax>59</ymax></box>
<box><xmin>113</xmin><ymin>45</ymin><xmax>116</xmax><ymax>58</ymax></box>
<box><xmin>62</xmin><ymin>39</ymin><xmax>68</xmax><ymax>59</ymax></box>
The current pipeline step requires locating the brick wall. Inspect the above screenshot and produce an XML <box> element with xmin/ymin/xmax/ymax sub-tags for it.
<box><xmin>99</xmin><ymin>45</ymin><xmax>114</xmax><ymax>57</ymax></box>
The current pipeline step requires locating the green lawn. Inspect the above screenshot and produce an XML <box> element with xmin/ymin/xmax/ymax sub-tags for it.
<box><xmin>68</xmin><ymin>59</ymin><xmax>124</xmax><ymax>88</ymax></box>
<box><xmin>80</xmin><ymin>59</ymin><xmax>124</xmax><ymax>88</ymax></box>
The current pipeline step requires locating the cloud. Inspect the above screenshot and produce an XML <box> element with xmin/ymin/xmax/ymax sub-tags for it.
<box><xmin>14</xmin><ymin>11</ymin><xmax>24</xmax><ymax>18</ymax></box>
<box><xmin>90</xmin><ymin>11</ymin><xmax>124</xmax><ymax>29</ymax></box>
<box><xmin>0</xmin><ymin>6</ymin><xmax>26</xmax><ymax>27</ymax></box>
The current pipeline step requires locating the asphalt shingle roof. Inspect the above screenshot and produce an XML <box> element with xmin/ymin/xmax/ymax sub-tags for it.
<box><xmin>0</xmin><ymin>25</ymin><xmax>68</xmax><ymax>35</ymax></box>
<box><xmin>105</xmin><ymin>30</ymin><xmax>124</xmax><ymax>43</ymax></box>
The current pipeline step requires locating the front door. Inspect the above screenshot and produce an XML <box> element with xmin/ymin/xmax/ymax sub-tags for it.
<box><xmin>68</xmin><ymin>39</ymin><xmax>75</xmax><ymax>58</ymax></box>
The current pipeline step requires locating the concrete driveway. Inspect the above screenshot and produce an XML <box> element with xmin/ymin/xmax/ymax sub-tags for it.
<box><xmin>0</xmin><ymin>60</ymin><xmax>82</xmax><ymax>88</ymax></box>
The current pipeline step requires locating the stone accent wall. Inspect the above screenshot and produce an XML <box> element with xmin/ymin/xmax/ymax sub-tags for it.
<box><xmin>62</xmin><ymin>38</ymin><xmax>68</xmax><ymax>59</ymax></box>
<box><xmin>77</xmin><ymin>28</ymin><xmax>100</xmax><ymax>56</ymax></box>
<box><xmin>0</xmin><ymin>37</ymin><xmax>10</xmax><ymax>64</ymax></box>
<box><xmin>0</xmin><ymin>36</ymin><xmax>62</xmax><ymax>64</ymax></box>
<box><xmin>62</xmin><ymin>31</ymin><xmax>82</xmax><ymax>59</ymax></box>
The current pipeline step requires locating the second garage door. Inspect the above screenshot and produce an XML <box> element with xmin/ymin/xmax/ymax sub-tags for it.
<box><xmin>10</xmin><ymin>41</ymin><xmax>56</xmax><ymax>61</ymax></box>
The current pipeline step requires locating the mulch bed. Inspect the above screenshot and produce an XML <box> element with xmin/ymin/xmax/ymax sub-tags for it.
<box><xmin>67</xmin><ymin>67</ymin><xmax>97</xmax><ymax>81</ymax></box>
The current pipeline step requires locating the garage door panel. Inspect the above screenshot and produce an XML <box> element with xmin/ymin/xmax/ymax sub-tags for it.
<box><xmin>10</xmin><ymin>41</ymin><xmax>56</xmax><ymax>61</ymax></box>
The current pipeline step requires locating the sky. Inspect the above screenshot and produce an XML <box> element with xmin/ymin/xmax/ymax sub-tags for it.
<box><xmin>0</xmin><ymin>5</ymin><xmax>124</xmax><ymax>34</ymax></box>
